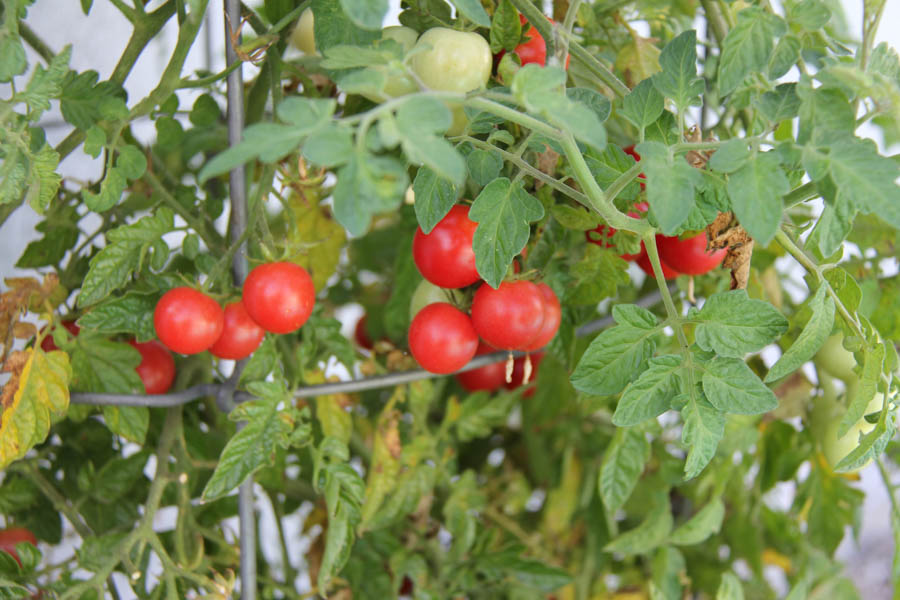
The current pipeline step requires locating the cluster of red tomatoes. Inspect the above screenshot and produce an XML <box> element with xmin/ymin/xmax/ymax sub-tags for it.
<box><xmin>585</xmin><ymin>147</ymin><xmax>726</xmax><ymax>278</ymax></box>
<box><xmin>406</xmin><ymin>205</ymin><xmax>561</xmax><ymax>386</ymax></box>
<box><xmin>43</xmin><ymin>262</ymin><xmax>315</xmax><ymax>396</ymax></box>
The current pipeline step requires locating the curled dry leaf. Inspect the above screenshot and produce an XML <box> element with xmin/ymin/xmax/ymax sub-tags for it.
<box><xmin>706</xmin><ymin>212</ymin><xmax>754</xmax><ymax>290</ymax></box>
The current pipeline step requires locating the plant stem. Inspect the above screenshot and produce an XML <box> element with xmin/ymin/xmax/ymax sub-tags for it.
<box><xmin>568</xmin><ymin>41</ymin><xmax>631</xmax><ymax>98</ymax></box>
<box><xmin>17</xmin><ymin>21</ymin><xmax>55</xmax><ymax>63</ymax></box>
<box><xmin>773</xmin><ymin>229</ymin><xmax>821</xmax><ymax>282</ymax></box>
<box><xmin>25</xmin><ymin>463</ymin><xmax>93</xmax><ymax>539</ymax></box>
<box><xmin>143</xmin><ymin>169</ymin><xmax>221</xmax><ymax>250</ymax></box>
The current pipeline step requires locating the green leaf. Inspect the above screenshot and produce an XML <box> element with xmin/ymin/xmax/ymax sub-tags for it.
<box><xmin>583</xmin><ymin>145</ymin><xmax>642</xmax><ymax>203</ymax></box>
<box><xmin>825</xmin><ymin>137</ymin><xmax>900</xmax><ymax>230</ymax></box>
<box><xmin>765</xmin><ymin>285</ymin><xmax>835</xmax><ymax>382</ymax></box>
<box><xmin>635</xmin><ymin>142</ymin><xmax>702</xmax><ymax>235</ymax></box>
<box><xmin>24</xmin><ymin>143</ymin><xmax>61</xmax><ymax>214</ymax></box>
<box><xmin>302</xmin><ymin>123</ymin><xmax>354</xmax><ymax>167</ymax></box>
<box><xmin>651</xmin><ymin>30</ymin><xmax>703</xmax><ymax>111</ymax></box>
<box><xmin>203</xmin><ymin>383</ymin><xmax>310</xmax><ymax>500</ymax></box>
<box><xmin>83</xmin><ymin>167</ymin><xmax>126</xmax><ymax>212</ymax></box>
<box><xmin>490</xmin><ymin>0</ymin><xmax>521</xmax><ymax>53</ymax></box>
<box><xmin>77</xmin><ymin>208</ymin><xmax>175</xmax><ymax>307</ymax></box>
<box><xmin>412</xmin><ymin>166</ymin><xmax>459</xmax><ymax>234</ymax></box>
<box><xmin>811</xmin><ymin>185</ymin><xmax>856</xmax><ymax>257</ymax></box>
<box><xmin>605</xmin><ymin>491</ymin><xmax>673</xmax><ymax>555</ymax></box>
<box><xmin>77</xmin><ymin>294</ymin><xmax>157</xmax><ymax>342</ymax></box>
<box><xmin>469</xmin><ymin>178</ymin><xmax>544</xmax><ymax>288</ymax></box>
<box><xmin>396</xmin><ymin>97</ymin><xmax>465</xmax><ymax>184</ymax></box>
<box><xmin>312</xmin><ymin>0</ymin><xmax>380</xmax><ymax>51</ymax></box>
<box><xmin>91</xmin><ymin>451</ymin><xmax>149</xmax><ymax>502</ymax></box>
<box><xmin>790</xmin><ymin>0</ymin><xmax>831</xmax><ymax>30</ymax></box>
<box><xmin>478</xmin><ymin>552</ymin><xmax>572</xmax><ymax>592</ymax></box>
<box><xmin>466</xmin><ymin>149</ymin><xmax>503</xmax><ymax>186</ymax></box>
<box><xmin>768</xmin><ymin>35</ymin><xmax>801</xmax><ymax>79</ymax></box>
<box><xmin>59</xmin><ymin>70</ymin><xmax>126</xmax><ymax>130</ymax></box>
<box><xmin>717</xmin><ymin>8</ymin><xmax>780</xmax><ymax>95</ymax></box>
<box><xmin>694</xmin><ymin>290</ymin><xmax>789</xmax><ymax>358</ymax></box>
<box><xmin>15</xmin><ymin>208</ymin><xmax>79</xmax><ymax>269</ymax></box>
<box><xmin>338</xmin><ymin>0</ymin><xmax>388</xmax><ymax>30</ymax></box>
<box><xmin>701</xmin><ymin>357</ymin><xmax>778</xmax><ymax>415</ymax></box>
<box><xmin>727</xmin><ymin>151</ymin><xmax>790</xmax><ymax>245</ymax></box>
<box><xmin>599</xmin><ymin>427</ymin><xmax>650</xmax><ymax>512</ymax></box>
<box><xmin>455</xmin><ymin>392</ymin><xmax>516</xmax><ymax>442</ymax></box>
<box><xmin>0</xmin><ymin>30</ymin><xmax>27</xmax><ymax>82</ymax></box>
<box><xmin>621</xmin><ymin>78</ymin><xmax>664</xmax><ymax>130</ymax></box>
<box><xmin>759</xmin><ymin>83</ymin><xmax>800</xmax><ymax>123</ymax></box>
<box><xmin>716</xmin><ymin>573</ymin><xmax>744</xmax><ymax>600</ymax></box>
<box><xmin>838</xmin><ymin>342</ymin><xmax>884</xmax><ymax>437</ymax></box>
<box><xmin>566</xmin><ymin>245</ymin><xmax>630</xmax><ymax>305</ymax></box>
<box><xmin>317</xmin><ymin>459</ymin><xmax>365</xmax><ymax>592</ymax></box>
<box><xmin>567</xmin><ymin>87</ymin><xmax>611</xmax><ymax>123</ymax></box>
<box><xmin>20</xmin><ymin>46</ymin><xmax>71</xmax><ymax>117</ymax></box>
<box><xmin>333</xmin><ymin>152</ymin><xmax>408</xmax><ymax>236</ymax></box>
<box><xmin>681</xmin><ymin>397</ymin><xmax>725</xmax><ymax>478</ymax></box>
<box><xmin>669</xmin><ymin>498</ymin><xmax>725</xmax><ymax>545</ymax></box>
<box><xmin>613</xmin><ymin>355</ymin><xmax>681</xmax><ymax>426</ymax></box>
<box><xmin>571</xmin><ymin>319</ymin><xmax>658</xmax><ymax>396</ymax></box>
<box><xmin>70</xmin><ymin>336</ymin><xmax>142</xmax><ymax>394</ymax></box>
<box><xmin>708</xmin><ymin>139</ymin><xmax>750</xmax><ymax>173</ymax></box>
<box><xmin>448</xmin><ymin>0</ymin><xmax>490</xmax><ymax>27</ymax></box>
<box><xmin>797</xmin><ymin>86</ymin><xmax>854</xmax><ymax>146</ymax></box>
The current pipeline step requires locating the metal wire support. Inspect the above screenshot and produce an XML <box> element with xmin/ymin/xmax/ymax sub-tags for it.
<box><xmin>223</xmin><ymin>0</ymin><xmax>256</xmax><ymax>595</ymax></box>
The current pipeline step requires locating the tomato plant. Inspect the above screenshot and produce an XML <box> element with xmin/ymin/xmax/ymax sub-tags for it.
<box><xmin>2</xmin><ymin>0</ymin><xmax>900</xmax><ymax>598</ymax></box>
<box><xmin>0</xmin><ymin>528</ymin><xmax>37</xmax><ymax>567</ymax></box>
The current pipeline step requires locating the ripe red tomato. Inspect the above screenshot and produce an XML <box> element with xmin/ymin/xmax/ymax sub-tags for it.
<box><xmin>154</xmin><ymin>287</ymin><xmax>225</xmax><ymax>355</ymax></box>
<box><xmin>130</xmin><ymin>340</ymin><xmax>176</xmax><ymax>394</ymax></box>
<box><xmin>522</xmin><ymin>283</ymin><xmax>561</xmax><ymax>351</ymax></box>
<box><xmin>0</xmin><ymin>527</ymin><xmax>37</xmax><ymax>566</ymax></box>
<box><xmin>512</xmin><ymin>14</ymin><xmax>570</xmax><ymax>69</ymax></box>
<box><xmin>208</xmin><ymin>301</ymin><xmax>266</xmax><ymax>360</ymax></box>
<box><xmin>585</xmin><ymin>201</ymin><xmax>648</xmax><ymax>261</ymax></box>
<box><xmin>622</xmin><ymin>145</ymin><xmax>646</xmax><ymax>190</ymax></box>
<box><xmin>655</xmin><ymin>233</ymin><xmax>726</xmax><ymax>275</ymax></box>
<box><xmin>455</xmin><ymin>342</ymin><xmax>507</xmax><ymax>392</ymax></box>
<box><xmin>408</xmin><ymin>303</ymin><xmax>478</xmax><ymax>374</ymax></box>
<box><xmin>471</xmin><ymin>280</ymin><xmax>545</xmax><ymax>351</ymax></box>
<box><xmin>242</xmin><ymin>262</ymin><xmax>316</xmax><ymax>334</ymax></box>
<box><xmin>636</xmin><ymin>251</ymin><xmax>681</xmax><ymax>280</ymax></box>
<box><xmin>353</xmin><ymin>315</ymin><xmax>374</xmax><ymax>350</ymax></box>
<box><xmin>506</xmin><ymin>351</ymin><xmax>544</xmax><ymax>397</ymax></box>
<box><xmin>412</xmin><ymin>205</ymin><xmax>480</xmax><ymax>289</ymax></box>
<box><xmin>40</xmin><ymin>321</ymin><xmax>80</xmax><ymax>352</ymax></box>
<box><xmin>399</xmin><ymin>576</ymin><xmax>414</xmax><ymax>596</ymax></box>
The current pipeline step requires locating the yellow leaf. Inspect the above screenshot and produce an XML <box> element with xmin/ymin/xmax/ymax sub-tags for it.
<box><xmin>282</xmin><ymin>194</ymin><xmax>346</xmax><ymax>291</ymax></box>
<box><xmin>0</xmin><ymin>349</ymin><xmax>71</xmax><ymax>468</ymax></box>
<box><xmin>616</xmin><ymin>36</ymin><xmax>661</xmax><ymax>88</ymax></box>
<box><xmin>541</xmin><ymin>448</ymin><xmax>583</xmax><ymax>538</ymax></box>
<box><xmin>360</xmin><ymin>390</ymin><xmax>404</xmax><ymax>530</ymax></box>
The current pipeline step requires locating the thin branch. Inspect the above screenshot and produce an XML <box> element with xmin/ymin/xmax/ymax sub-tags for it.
<box><xmin>17</xmin><ymin>21</ymin><xmax>56</xmax><ymax>63</ymax></box>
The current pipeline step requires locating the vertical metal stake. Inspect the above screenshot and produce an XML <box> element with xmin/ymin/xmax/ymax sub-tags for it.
<box><xmin>223</xmin><ymin>0</ymin><xmax>255</xmax><ymax>598</ymax></box>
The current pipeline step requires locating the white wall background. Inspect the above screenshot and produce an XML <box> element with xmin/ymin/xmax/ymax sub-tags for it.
<box><xmin>2</xmin><ymin>0</ymin><xmax>899</xmax><ymax>598</ymax></box>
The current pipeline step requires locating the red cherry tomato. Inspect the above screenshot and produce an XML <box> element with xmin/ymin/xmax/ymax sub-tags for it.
<box><xmin>506</xmin><ymin>351</ymin><xmax>544</xmax><ymax>397</ymax></box>
<box><xmin>408</xmin><ymin>303</ymin><xmax>478</xmax><ymax>374</ymax></box>
<box><xmin>412</xmin><ymin>205</ymin><xmax>480</xmax><ymax>289</ymax></box>
<box><xmin>399</xmin><ymin>576</ymin><xmax>414</xmax><ymax>596</ymax></box>
<box><xmin>514</xmin><ymin>14</ymin><xmax>570</xmax><ymax>69</ymax></box>
<box><xmin>353</xmin><ymin>315</ymin><xmax>374</xmax><ymax>350</ymax></box>
<box><xmin>130</xmin><ymin>340</ymin><xmax>176</xmax><ymax>394</ymax></box>
<box><xmin>0</xmin><ymin>527</ymin><xmax>37</xmax><ymax>567</ymax></box>
<box><xmin>584</xmin><ymin>201</ymin><xmax>648</xmax><ymax>261</ymax></box>
<box><xmin>522</xmin><ymin>283</ymin><xmax>561</xmax><ymax>351</ymax></box>
<box><xmin>242</xmin><ymin>262</ymin><xmax>316</xmax><ymax>334</ymax></box>
<box><xmin>40</xmin><ymin>321</ymin><xmax>80</xmax><ymax>352</ymax></box>
<box><xmin>622</xmin><ymin>145</ymin><xmax>646</xmax><ymax>190</ymax></box>
<box><xmin>208</xmin><ymin>301</ymin><xmax>266</xmax><ymax>360</ymax></box>
<box><xmin>154</xmin><ymin>287</ymin><xmax>224</xmax><ymax>355</ymax></box>
<box><xmin>636</xmin><ymin>250</ymin><xmax>681</xmax><ymax>280</ymax></box>
<box><xmin>455</xmin><ymin>342</ymin><xmax>507</xmax><ymax>392</ymax></box>
<box><xmin>655</xmin><ymin>233</ymin><xmax>726</xmax><ymax>275</ymax></box>
<box><xmin>471</xmin><ymin>281</ymin><xmax>545</xmax><ymax>351</ymax></box>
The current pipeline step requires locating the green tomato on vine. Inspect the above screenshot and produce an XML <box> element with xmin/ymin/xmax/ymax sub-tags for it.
<box><xmin>290</xmin><ymin>8</ymin><xmax>316</xmax><ymax>55</ymax></box>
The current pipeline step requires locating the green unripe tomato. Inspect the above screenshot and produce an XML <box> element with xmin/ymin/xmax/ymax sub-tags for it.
<box><xmin>822</xmin><ymin>417</ymin><xmax>875</xmax><ymax>472</ymax></box>
<box><xmin>816</xmin><ymin>333</ymin><xmax>857</xmax><ymax>382</ymax></box>
<box><xmin>410</xmin><ymin>28</ymin><xmax>492</xmax><ymax>136</ymax></box>
<box><xmin>382</xmin><ymin>25</ymin><xmax>418</xmax><ymax>52</ymax></box>
<box><xmin>409</xmin><ymin>279</ymin><xmax>458</xmax><ymax>320</ymax></box>
<box><xmin>290</xmin><ymin>8</ymin><xmax>316</xmax><ymax>55</ymax></box>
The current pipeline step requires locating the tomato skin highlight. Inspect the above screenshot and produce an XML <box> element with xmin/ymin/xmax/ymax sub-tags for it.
<box><xmin>154</xmin><ymin>287</ymin><xmax>225</xmax><ymax>355</ymax></box>
<box><xmin>130</xmin><ymin>340</ymin><xmax>176</xmax><ymax>394</ymax></box>
<box><xmin>408</xmin><ymin>303</ymin><xmax>478</xmax><ymax>374</ymax></box>
<box><xmin>636</xmin><ymin>251</ymin><xmax>681</xmax><ymax>280</ymax></box>
<box><xmin>522</xmin><ymin>283</ymin><xmax>561</xmax><ymax>351</ymax></box>
<box><xmin>242</xmin><ymin>262</ymin><xmax>316</xmax><ymax>334</ymax></box>
<box><xmin>471</xmin><ymin>281</ymin><xmax>545</xmax><ymax>351</ymax></box>
<box><xmin>655</xmin><ymin>233</ymin><xmax>726</xmax><ymax>275</ymax></box>
<box><xmin>455</xmin><ymin>342</ymin><xmax>507</xmax><ymax>392</ymax></box>
<box><xmin>0</xmin><ymin>527</ymin><xmax>37</xmax><ymax>567</ymax></box>
<box><xmin>208</xmin><ymin>301</ymin><xmax>266</xmax><ymax>360</ymax></box>
<box><xmin>412</xmin><ymin>205</ymin><xmax>480</xmax><ymax>289</ymax></box>
<box><xmin>40</xmin><ymin>320</ymin><xmax>80</xmax><ymax>352</ymax></box>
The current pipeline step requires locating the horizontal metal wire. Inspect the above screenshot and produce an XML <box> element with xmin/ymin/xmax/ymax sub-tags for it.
<box><xmin>69</xmin><ymin>288</ymin><xmax>665</xmax><ymax>407</ymax></box>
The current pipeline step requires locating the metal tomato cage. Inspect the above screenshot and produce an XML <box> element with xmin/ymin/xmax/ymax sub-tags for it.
<box><xmin>62</xmin><ymin>2</ymin><xmax>664</xmax><ymax>596</ymax></box>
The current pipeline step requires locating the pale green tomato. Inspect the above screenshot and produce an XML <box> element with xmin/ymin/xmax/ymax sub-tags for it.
<box><xmin>409</xmin><ymin>279</ymin><xmax>459</xmax><ymax>320</ymax></box>
<box><xmin>290</xmin><ymin>8</ymin><xmax>316</xmax><ymax>55</ymax></box>
<box><xmin>410</xmin><ymin>28</ymin><xmax>491</xmax><ymax>136</ymax></box>
<box><xmin>816</xmin><ymin>333</ymin><xmax>857</xmax><ymax>382</ymax></box>
<box><xmin>382</xmin><ymin>25</ymin><xmax>418</xmax><ymax>53</ymax></box>
<box><xmin>822</xmin><ymin>417</ymin><xmax>875</xmax><ymax>472</ymax></box>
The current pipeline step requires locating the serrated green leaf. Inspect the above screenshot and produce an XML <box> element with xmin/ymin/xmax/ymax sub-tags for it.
<box><xmin>838</xmin><ymin>342</ymin><xmax>884</xmax><ymax>437</ymax></box>
<box><xmin>701</xmin><ymin>357</ymin><xmax>778</xmax><ymax>415</ymax></box>
<box><xmin>455</xmin><ymin>392</ymin><xmax>516</xmax><ymax>442</ymax></box>
<box><xmin>717</xmin><ymin>8</ymin><xmax>779</xmax><ymax>95</ymax></box>
<box><xmin>670</xmin><ymin>498</ymin><xmax>725</xmax><ymax>545</ymax></box>
<box><xmin>77</xmin><ymin>294</ymin><xmax>157</xmax><ymax>342</ymax></box>
<box><xmin>312</xmin><ymin>0</ymin><xmax>380</xmax><ymax>52</ymax></box>
<box><xmin>599</xmin><ymin>427</ymin><xmax>650</xmax><ymax>512</ymax></box>
<box><xmin>651</xmin><ymin>30</ymin><xmax>703</xmax><ymax>110</ymax></box>
<box><xmin>490</xmin><ymin>0</ymin><xmax>521</xmax><ymax>53</ymax></box>
<box><xmin>571</xmin><ymin>322</ymin><xmax>658</xmax><ymax>396</ymax></box>
<box><xmin>24</xmin><ymin>143</ymin><xmax>61</xmax><ymax>214</ymax></box>
<box><xmin>635</xmin><ymin>141</ymin><xmax>702</xmax><ymax>235</ymax></box>
<box><xmin>727</xmin><ymin>151</ymin><xmax>789</xmax><ymax>245</ymax></box>
<box><xmin>765</xmin><ymin>285</ymin><xmax>835</xmax><ymax>382</ymax></box>
<box><xmin>0</xmin><ymin>30</ymin><xmax>27</xmax><ymax>82</ymax></box>
<box><xmin>613</xmin><ymin>354</ymin><xmax>681</xmax><ymax>426</ymax></box>
<box><xmin>708</xmin><ymin>139</ymin><xmax>750</xmax><ymax>173</ymax></box>
<box><xmin>338</xmin><ymin>0</ymin><xmax>388</xmax><ymax>30</ymax></box>
<box><xmin>694</xmin><ymin>290</ymin><xmax>788</xmax><ymax>358</ymax></box>
<box><xmin>20</xmin><ymin>46</ymin><xmax>71</xmax><ymax>117</ymax></box>
<box><xmin>605</xmin><ymin>491</ymin><xmax>673</xmax><ymax>555</ymax></box>
<box><xmin>466</xmin><ymin>149</ymin><xmax>503</xmax><ymax>186</ymax></box>
<box><xmin>396</xmin><ymin>98</ymin><xmax>465</xmax><ymax>184</ymax></box>
<box><xmin>791</xmin><ymin>0</ymin><xmax>831</xmax><ymax>30</ymax></box>
<box><xmin>412</xmin><ymin>166</ymin><xmax>458</xmax><ymax>234</ymax></box>
<box><xmin>716</xmin><ymin>573</ymin><xmax>744</xmax><ymax>600</ymax></box>
<box><xmin>759</xmin><ymin>83</ymin><xmax>801</xmax><ymax>123</ymax></box>
<box><xmin>797</xmin><ymin>85</ymin><xmax>854</xmax><ymax>146</ymax></box>
<box><xmin>825</xmin><ymin>137</ymin><xmax>900</xmax><ymax>230</ymax></box>
<box><xmin>469</xmin><ymin>177</ymin><xmax>544</xmax><ymax>288</ymax></box>
<box><xmin>768</xmin><ymin>35</ymin><xmax>801</xmax><ymax>79</ymax></box>
<box><xmin>59</xmin><ymin>70</ymin><xmax>126</xmax><ymax>130</ymax></box>
<box><xmin>622</xmin><ymin>78</ymin><xmax>665</xmax><ymax>130</ymax></box>
<box><xmin>302</xmin><ymin>122</ymin><xmax>354</xmax><ymax>167</ymax></box>
<box><xmin>681</xmin><ymin>397</ymin><xmax>725</xmax><ymax>478</ymax></box>
<box><xmin>333</xmin><ymin>152</ymin><xmax>408</xmax><ymax>236</ymax></box>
